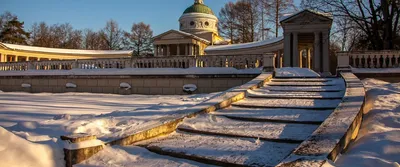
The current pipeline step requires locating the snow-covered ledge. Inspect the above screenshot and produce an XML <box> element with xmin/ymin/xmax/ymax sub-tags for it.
<box><xmin>277</xmin><ymin>72</ymin><xmax>366</xmax><ymax>167</ymax></box>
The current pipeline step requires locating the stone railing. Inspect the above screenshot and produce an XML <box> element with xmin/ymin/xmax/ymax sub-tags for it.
<box><xmin>0</xmin><ymin>54</ymin><xmax>275</xmax><ymax>71</ymax></box>
<box><xmin>337</xmin><ymin>50</ymin><xmax>400</xmax><ymax>69</ymax></box>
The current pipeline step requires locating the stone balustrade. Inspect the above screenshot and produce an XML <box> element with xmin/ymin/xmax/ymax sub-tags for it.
<box><xmin>337</xmin><ymin>50</ymin><xmax>400</xmax><ymax>69</ymax></box>
<box><xmin>0</xmin><ymin>54</ymin><xmax>275</xmax><ymax>71</ymax></box>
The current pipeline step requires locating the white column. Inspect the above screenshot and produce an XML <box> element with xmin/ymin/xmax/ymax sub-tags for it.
<box><xmin>167</xmin><ymin>45</ymin><xmax>170</xmax><ymax>56</ymax></box>
<box><xmin>322</xmin><ymin>31</ymin><xmax>330</xmax><ymax>73</ymax></box>
<box><xmin>313</xmin><ymin>32</ymin><xmax>321</xmax><ymax>72</ymax></box>
<box><xmin>299</xmin><ymin>50</ymin><xmax>303</xmax><ymax>68</ymax></box>
<box><xmin>293</xmin><ymin>32</ymin><xmax>299</xmax><ymax>67</ymax></box>
<box><xmin>283</xmin><ymin>32</ymin><xmax>291</xmax><ymax>67</ymax></box>
<box><xmin>154</xmin><ymin>45</ymin><xmax>158</xmax><ymax>56</ymax></box>
<box><xmin>14</xmin><ymin>56</ymin><xmax>19</xmax><ymax>62</ymax></box>
<box><xmin>177</xmin><ymin>44</ymin><xmax>180</xmax><ymax>56</ymax></box>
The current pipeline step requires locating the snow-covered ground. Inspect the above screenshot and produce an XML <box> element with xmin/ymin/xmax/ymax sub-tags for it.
<box><xmin>335</xmin><ymin>79</ymin><xmax>400</xmax><ymax>167</ymax></box>
<box><xmin>0</xmin><ymin>91</ymin><xmax>218</xmax><ymax>167</ymax></box>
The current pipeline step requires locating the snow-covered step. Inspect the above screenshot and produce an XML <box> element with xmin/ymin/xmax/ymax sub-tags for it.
<box><xmin>178</xmin><ymin>114</ymin><xmax>318</xmax><ymax>142</ymax></box>
<box><xmin>76</xmin><ymin>145</ymin><xmax>209</xmax><ymax>167</ymax></box>
<box><xmin>213</xmin><ymin>106</ymin><xmax>333</xmax><ymax>123</ymax></box>
<box><xmin>266</xmin><ymin>81</ymin><xmax>337</xmax><ymax>86</ymax></box>
<box><xmin>142</xmin><ymin>131</ymin><xmax>298</xmax><ymax>166</ymax></box>
<box><xmin>247</xmin><ymin>89</ymin><xmax>345</xmax><ymax>99</ymax></box>
<box><xmin>263</xmin><ymin>86</ymin><xmax>345</xmax><ymax>92</ymax></box>
<box><xmin>232</xmin><ymin>98</ymin><xmax>342</xmax><ymax>109</ymax></box>
<box><xmin>271</xmin><ymin>78</ymin><xmax>334</xmax><ymax>82</ymax></box>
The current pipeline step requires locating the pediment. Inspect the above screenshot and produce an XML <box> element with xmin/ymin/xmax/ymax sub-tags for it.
<box><xmin>160</xmin><ymin>32</ymin><xmax>187</xmax><ymax>40</ymax></box>
<box><xmin>281</xmin><ymin>10</ymin><xmax>332</xmax><ymax>25</ymax></box>
<box><xmin>0</xmin><ymin>43</ymin><xmax>9</xmax><ymax>49</ymax></box>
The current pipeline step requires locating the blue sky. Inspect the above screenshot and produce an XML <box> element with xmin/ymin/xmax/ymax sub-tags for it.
<box><xmin>1</xmin><ymin>0</ymin><xmax>300</xmax><ymax>36</ymax></box>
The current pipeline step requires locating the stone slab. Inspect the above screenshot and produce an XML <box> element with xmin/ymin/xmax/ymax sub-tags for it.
<box><xmin>247</xmin><ymin>89</ymin><xmax>345</xmax><ymax>99</ymax></box>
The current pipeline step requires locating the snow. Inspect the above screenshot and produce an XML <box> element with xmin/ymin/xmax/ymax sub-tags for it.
<box><xmin>140</xmin><ymin>131</ymin><xmax>298</xmax><ymax>166</ymax></box>
<box><xmin>247</xmin><ymin>89</ymin><xmax>344</xmax><ymax>99</ymax></box>
<box><xmin>1</xmin><ymin>42</ymin><xmax>132</xmax><ymax>55</ymax></box>
<box><xmin>66</xmin><ymin>83</ymin><xmax>77</xmax><ymax>88</ymax></box>
<box><xmin>183</xmin><ymin>84</ymin><xmax>197</xmax><ymax>92</ymax></box>
<box><xmin>275</xmin><ymin>67</ymin><xmax>321</xmax><ymax>78</ymax></box>
<box><xmin>0</xmin><ymin>67</ymin><xmax>262</xmax><ymax>76</ymax></box>
<box><xmin>119</xmin><ymin>82</ymin><xmax>131</xmax><ymax>90</ymax></box>
<box><xmin>233</xmin><ymin>98</ymin><xmax>342</xmax><ymax>109</ymax></box>
<box><xmin>335</xmin><ymin>79</ymin><xmax>400</xmax><ymax>167</ymax></box>
<box><xmin>179</xmin><ymin>114</ymin><xmax>319</xmax><ymax>141</ymax></box>
<box><xmin>213</xmin><ymin>106</ymin><xmax>333</xmax><ymax>123</ymax></box>
<box><xmin>205</xmin><ymin>36</ymin><xmax>283</xmax><ymax>51</ymax></box>
<box><xmin>64</xmin><ymin>139</ymin><xmax>104</xmax><ymax>150</ymax></box>
<box><xmin>0</xmin><ymin>91</ymin><xmax>218</xmax><ymax>166</ymax></box>
<box><xmin>76</xmin><ymin>145</ymin><xmax>213</xmax><ymax>167</ymax></box>
<box><xmin>21</xmin><ymin>83</ymin><xmax>32</xmax><ymax>88</ymax></box>
<box><xmin>0</xmin><ymin>126</ymin><xmax>64</xmax><ymax>167</ymax></box>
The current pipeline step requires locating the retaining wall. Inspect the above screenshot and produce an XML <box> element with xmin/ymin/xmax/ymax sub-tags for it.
<box><xmin>0</xmin><ymin>74</ymin><xmax>257</xmax><ymax>95</ymax></box>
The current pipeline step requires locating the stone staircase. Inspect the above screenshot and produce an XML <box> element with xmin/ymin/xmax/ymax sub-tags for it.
<box><xmin>132</xmin><ymin>77</ymin><xmax>347</xmax><ymax>166</ymax></box>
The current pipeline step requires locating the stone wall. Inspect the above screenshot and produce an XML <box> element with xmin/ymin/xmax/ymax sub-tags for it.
<box><xmin>0</xmin><ymin>74</ymin><xmax>257</xmax><ymax>95</ymax></box>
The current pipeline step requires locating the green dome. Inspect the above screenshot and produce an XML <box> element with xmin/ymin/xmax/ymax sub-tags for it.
<box><xmin>183</xmin><ymin>3</ymin><xmax>215</xmax><ymax>15</ymax></box>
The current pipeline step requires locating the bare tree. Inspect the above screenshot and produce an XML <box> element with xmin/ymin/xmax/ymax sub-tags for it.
<box><xmin>301</xmin><ymin>0</ymin><xmax>400</xmax><ymax>50</ymax></box>
<box><xmin>262</xmin><ymin>0</ymin><xmax>296</xmax><ymax>37</ymax></box>
<box><xmin>82</xmin><ymin>29</ymin><xmax>108</xmax><ymax>50</ymax></box>
<box><xmin>100</xmin><ymin>19</ymin><xmax>123</xmax><ymax>50</ymax></box>
<box><xmin>219</xmin><ymin>2</ymin><xmax>237</xmax><ymax>43</ymax></box>
<box><xmin>123</xmin><ymin>22</ymin><xmax>153</xmax><ymax>57</ymax></box>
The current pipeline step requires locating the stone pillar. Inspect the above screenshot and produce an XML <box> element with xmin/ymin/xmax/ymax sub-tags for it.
<box><xmin>293</xmin><ymin>32</ymin><xmax>299</xmax><ymax>67</ymax></box>
<box><xmin>177</xmin><ymin>44</ymin><xmax>180</xmax><ymax>56</ymax></box>
<box><xmin>188</xmin><ymin>44</ymin><xmax>193</xmax><ymax>56</ymax></box>
<box><xmin>307</xmin><ymin>48</ymin><xmax>312</xmax><ymax>69</ymax></box>
<box><xmin>263</xmin><ymin>53</ymin><xmax>275</xmax><ymax>72</ymax></box>
<box><xmin>313</xmin><ymin>32</ymin><xmax>321</xmax><ymax>72</ymax></box>
<box><xmin>283</xmin><ymin>32</ymin><xmax>291</xmax><ymax>67</ymax></box>
<box><xmin>299</xmin><ymin>50</ymin><xmax>303</xmax><ymax>68</ymax></box>
<box><xmin>276</xmin><ymin>50</ymin><xmax>282</xmax><ymax>68</ymax></box>
<box><xmin>167</xmin><ymin>45</ymin><xmax>170</xmax><ymax>56</ymax></box>
<box><xmin>322</xmin><ymin>31</ymin><xmax>330</xmax><ymax>73</ymax></box>
<box><xmin>154</xmin><ymin>45</ymin><xmax>157</xmax><ymax>56</ymax></box>
<box><xmin>185</xmin><ymin>44</ymin><xmax>188</xmax><ymax>55</ymax></box>
<box><xmin>0</xmin><ymin>54</ymin><xmax>4</xmax><ymax>62</ymax></box>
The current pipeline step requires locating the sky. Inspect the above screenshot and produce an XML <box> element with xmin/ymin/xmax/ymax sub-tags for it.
<box><xmin>1</xmin><ymin>0</ymin><xmax>301</xmax><ymax>36</ymax></box>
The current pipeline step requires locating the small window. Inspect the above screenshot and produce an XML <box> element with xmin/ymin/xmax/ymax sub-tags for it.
<box><xmin>190</xmin><ymin>21</ymin><xmax>195</xmax><ymax>26</ymax></box>
<box><xmin>180</xmin><ymin>23</ymin><xmax>183</xmax><ymax>28</ymax></box>
<box><xmin>205</xmin><ymin>22</ymin><xmax>209</xmax><ymax>26</ymax></box>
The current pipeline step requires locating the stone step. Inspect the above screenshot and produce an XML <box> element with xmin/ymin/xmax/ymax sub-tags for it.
<box><xmin>141</xmin><ymin>131</ymin><xmax>298</xmax><ymax>167</ymax></box>
<box><xmin>247</xmin><ymin>89</ymin><xmax>345</xmax><ymax>99</ymax></box>
<box><xmin>271</xmin><ymin>78</ymin><xmax>334</xmax><ymax>82</ymax></box>
<box><xmin>232</xmin><ymin>98</ymin><xmax>342</xmax><ymax>110</ymax></box>
<box><xmin>213</xmin><ymin>106</ymin><xmax>333</xmax><ymax>123</ymax></box>
<box><xmin>178</xmin><ymin>114</ymin><xmax>318</xmax><ymax>142</ymax></box>
<box><xmin>263</xmin><ymin>86</ymin><xmax>345</xmax><ymax>92</ymax></box>
<box><xmin>266</xmin><ymin>82</ymin><xmax>337</xmax><ymax>86</ymax></box>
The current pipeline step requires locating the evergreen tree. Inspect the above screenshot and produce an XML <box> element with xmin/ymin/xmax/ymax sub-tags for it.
<box><xmin>0</xmin><ymin>17</ymin><xmax>30</xmax><ymax>44</ymax></box>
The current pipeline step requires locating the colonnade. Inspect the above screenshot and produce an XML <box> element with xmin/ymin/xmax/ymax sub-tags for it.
<box><xmin>154</xmin><ymin>44</ymin><xmax>200</xmax><ymax>56</ymax></box>
<box><xmin>0</xmin><ymin>54</ymin><xmax>50</xmax><ymax>63</ymax></box>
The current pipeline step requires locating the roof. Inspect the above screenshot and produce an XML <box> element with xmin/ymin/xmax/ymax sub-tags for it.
<box><xmin>153</xmin><ymin>29</ymin><xmax>211</xmax><ymax>44</ymax></box>
<box><xmin>205</xmin><ymin>37</ymin><xmax>283</xmax><ymax>52</ymax></box>
<box><xmin>280</xmin><ymin>9</ymin><xmax>333</xmax><ymax>23</ymax></box>
<box><xmin>0</xmin><ymin>42</ymin><xmax>133</xmax><ymax>55</ymax></box>
<box><xmin>183</xmin><ymin>3</ymin><xmax>215</xmax><ymax>15</ymax></box>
